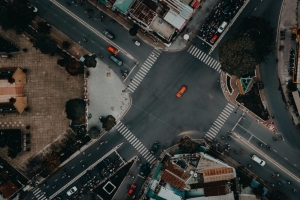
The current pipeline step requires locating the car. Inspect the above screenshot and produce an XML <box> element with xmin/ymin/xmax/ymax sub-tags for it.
<box><xmin>251</xmin><ymin>155</ymin><xmax>266</xmax><ymax>166</ymax></box>
<box><xmin>66</xmin><ymin>186</ymin><xmax>77</xmax><ymax>196</ymax></box>
<box><xmin>176</xmin><ymin>85</ymin><xmax>187</xmax><ymax>98</ymax></box>
<box><xmin>210</xmin><ymin>34</ymin><xmax>218</xmax><ymax>44</ymax></box>
<box><xmin>139</xmin><ymin>163</ymin><xmax>151</xmax><ymax>177</ymax></box>
<box><xmin>150</xmin><ymin>141</ymin><xmax>160</xmax><ymax>154</ymax></box>
<box><xmin>109</xmin><ymin>55</ymin><xmax>123</xmax><ymax>66</ymax></box>
<box><xmin>134</xmin><ymin>40</ymin><xmax>141</xmax><ymax>46</ymax></box>
<box><xmin>222</xmin><ymin>4</ymin><xmax>233</xmax><ymax>14</ymax></box>
<box><xmin>27</xmin><ymin>3</ymin><xmax>38</xmax><ymax>12</ymax></box>
<box><xmin>103</xmin><ymin>30</ymin><xmax>114</xmax><ymax>39</ymax></box>
<box><xmin>217</xmin><ymin>21</ymin><xmax>228</xmax><ymax>33</ymax></box>
<box><xmin>107</xmin><ymin>45</ymin><xmax>119</xmax><ymax>55</ymax></box>
<box><xmin>127</xmin><ymin>184</ymin><xmax>136</xmax><ymax>196</ymax></box>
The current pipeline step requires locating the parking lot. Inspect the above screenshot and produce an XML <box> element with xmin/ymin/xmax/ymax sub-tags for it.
<box><xmin>198</xmin><ymin>0</ymin><xmax>245</xmax><ymax>45</ymax></box>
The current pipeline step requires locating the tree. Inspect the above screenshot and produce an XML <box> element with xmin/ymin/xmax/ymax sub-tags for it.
<box><xmin>65</xmin><ymin>58</ymin><xmax>84</xmax><ymax>76</ymax></box>
<box><xmin>252</xmin><ymin>184</ymin><xmax>264</xmax><ymax>199</ymax></box>
<box><xmin>0</xmin><ymin>0</ymin><xmax>36</xmax><ymax>31</ymax></box>
<box><xmin>57</xmin><ymin>58</ymin><xmax>68</xmax><ymax>67</ymax></box>
<box><xmin>37</xmin><ymin>22</ymin><xmax>51</xmax><ymax>35</ymax></box>
<box><xmin>34</xmin><ymin>35</ymin><xmax>57</xmax><ymax>54</ymax></box>
<box><xmin>62</xmin><ymin>41</ymin><xmax>71</xmax><ymax>49</ymax></box>
<box><xmin>83</xmin><ymin>54</ymin><xmax>97</xmax><ymax>68</ymax></box>
<box><xmin>65</xmin><ymin>98</ymin><xmax>86</xmax><ymax>121</ymax></box>
<box><xmin>100</xmin><ymin>115</ymin><xmax>116</xmax><ymax>131</ymax></box>
<box><xmin>238</xmin><ymin>16</ymin><xmax>275</xmax><ymax>64</ymax></box>
<box><xmin>129</xmin><ymin>24</ymin><xmax>139</xmax><ymax>36</ymax></box>
<box><xmin>219</xmin><ymin>36</ymin><xmax>257</xmax><ymax>77</ymax></box>
<box><xmin>88</xmin><ymin>127</ymin><xmax>101</xmax><ymax>138</ymax></box>
<box><xmin>177</xmin><ymin>136</ymin><xmax>199</xmax><ymax>153</ymax></box>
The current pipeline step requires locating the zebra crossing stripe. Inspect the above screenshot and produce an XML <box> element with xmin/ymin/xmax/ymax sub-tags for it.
<box><xmin>217</xmin><ymin>117</ymin><xmax>226</xmax><ymax>123</ymax></box>
<box><xmin>142</xmin><ymin>63</ymin><xmax>151</xmax><ymax>70</ymax></box>
<box><xmin>188</xmin><ymin>45</ymin><xmax>193</xmax><ymax>52</ymax></box>
<box><xmin>134</xmin><ymin>75</ymin><xmax>143</xmax><ymax>82</ymax></box>
<box><xmin>135</xmin><ymin>142</ymin><xmax>142</xmax><ymax>150</ymax></box>
<box><xmin>133</xmin><ymin>141</ymin><xmax>140</xmax><ymax>147</ymax></box>
<box><xmin>116</xmin><ymin>122</ymin><xmax>122</xmax><ymax>129</ymax></box>
<box><xmin>224</xmin><ymin>107</ymin><xmax>233</xmax><ymax>114</ymax></box>
<box><xmin>218</xmin><ymin>69</ymin><xmax>222</xmax><ymax>73</ymax></box>
<box><xmin>135</xmin><ymin>73</ymin><xmax>144</xmax><ymax>80</ymax></box>
<box><xmin>219</xmin><ymin>114</ymin><xmax>227</xmax><ymax>121</ymax></box>
<box><xmin>227</xmin><ymin>104</ymin><xmax>235</xmax><ymax>110</ymax></box>
<box><xmin>213</xmin><ymin>123</ymin><xmax>222</xmax><ymax>129</ymax></box>
<box><xmin>190</xmin><ymin>46</ymin><xmax>196</xmax><ymax>54</ymax></box>
<box><xmin>131</xmin><ymin>80</ymin><xmax>140</xmax><ymax>87</ymax></box>
<box><xmin>138</xmin><ymin>70</ymin><xmax>147</xmax><ymax>76</ymax></box>
<box><xmin>123</xmin><ymin>130</ymin><xmax>131</xmax><ymax>137</ymax></box>
<box><xmin>144</xmin><ymin>60</ymin><xmax>153</xmax><ymax>67</ymax></box>
<box><xmin>140</xmin><ymin>67</ymin><xmax>148</xmax><ymax>74</ymax></box>
<box><xmin>127</xmin><ymin>134</ymin><xmax>134</xmax><ymax>141</ymax></box>
<box><xmin>193</xmin><ymin>49</ymin><xmax>200</xmax><ymax>56</ymax></box>
<box><xmin>140</xmin><ymin>147</ymin><xmax>147</xmax><ymax>155</ymax></box>
<box><xmin>205</xmin><ymin>57</ymin><xmax>212</xmax><ymax>64</ymax></box>
<box><xmin>206</xmin><ymin>134</ymin><xmax>214</xmax><ymax>140</ymax></box>
<box><xmin>195</xmin><ymin>50</ymin><xmax>201</xmax><ymax>57</ymax></box>
<box><xmin>41</xmin><ymin>197</ymin><xmax>46</xmax><ymax>200</ymax></box>
<box><xmin>203</xmin><ymin>56</ymin><xmax>210</xmax><ymax>63</ymax></box>
<box><xmin>149</xmin><ymin>157</ymin><xmax>156</xmax><ymax>164</ymax></box>
<box><xmin>201</xmin><ymin>54</ymin><xmax>208</xmax><ymax>62</ymax></box>
<box><xmin>214</xmin><ymin>120</ymin><xmax>223</xmax><ymax>127</ymax></box>
<box><xmin>197</xmin><ymin>52</ymin><xmax>204</xmax><ymax>59</ymax></box>
<box><xmin>145</xmin><ymin>153</ymin><xmax>152</xmax><ymax>160</ymax></box>
<box><xmin>147</xmin><ymin>56</ymin><xmax>156</xmax><ymax>63</ymax></box>
<box><xmin>38</xmin><ymin>196</ymin><xmax>45</xmax><ymax>200</ymax></box>
<box><xmin>207</xmin><ymin>131</ymin><xmax>215</xmax><ymax>136</ymax></box>
<box><xmin>128</xmin><ymin>87</ymin><xmax>135</xmax><ymax>92</ymax></box>
<box><xmin>129</xmin><ymin>83</ymin><xmax>137</xmax><ymax>90</ymax></box>
<box><xmin>221</xmin><ymin>111</ymin><xmax>230</xmax><ymax>117</ymax></box>
<box><xmin>209</xmin><ymin>127</ymin><xmax>218</xmax><ymax>134</ymax></box>
<box><xmin>225</xmin><ymin>106</ymin><xmax>234</xmax><ymax>112</ymax></box>
<box><xmin>131</xmin><ymin>138</ymin><xmax>138</xmax><ymax>144</ymax></box>
<box><xmin>207</xmin><ymin>59</ymin><xmax>214</xmax><ymax>66</ymax></box>
<box><xmin>129</xmin><ymin>136</ymin><xmax>136</xmax><ymax>142</ymax></box>
<box><xmin>33</xmin><ymin>189</ymin><xmax>40</xmax><ymax>194</ymax></box>
<box><xmin>199</xmin><ymin>53</ymin><xmax>206</xmax><ymax>60</ymax></box>
<box><xmin>141</xmin><ymin>149</ymin><xmax>148</xmax><ymax>156</ymax></box>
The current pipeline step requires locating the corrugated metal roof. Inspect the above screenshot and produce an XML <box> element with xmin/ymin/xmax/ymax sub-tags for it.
<box><xmin>163</xmin><ymin>0</ymin><xmax>194</xmax><ymax>19</ymax></box>
<box><xmin>163</xmin><ymin>10</ymin><xmax>186</xmax><ymax>30</ymax></box>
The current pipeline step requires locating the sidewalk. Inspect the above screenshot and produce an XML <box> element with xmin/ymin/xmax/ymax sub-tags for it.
<box><xmin>277</xmin><ymin>0</ymin><xmax>299</xmax><ymax>124</ymax></box>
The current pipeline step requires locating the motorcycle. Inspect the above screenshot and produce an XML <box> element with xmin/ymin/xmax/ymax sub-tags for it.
<box><xmin>82</xmin><ymin>38</ymin><xmax>87</xmax><ymax>42</ymax></box>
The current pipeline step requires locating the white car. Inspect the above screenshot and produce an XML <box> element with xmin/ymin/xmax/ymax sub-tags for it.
<box><xmin>217</xmin><ymin>21</ymin><xmax>228</xmax><ymax>33</ymax></box>
<box><xmin>134</xmin><ymin>40</ymin><xmax>141</xmax><ymax>46</ymax></box>
<box><xmin>27</xmin><ymin>3</ymin><xmax>38</xmax><ymax>13</ymax></box>
<box><xmin>66</xmin><ymin>186</ymin><xmax>77</xmax><ymax>196</ymax></box>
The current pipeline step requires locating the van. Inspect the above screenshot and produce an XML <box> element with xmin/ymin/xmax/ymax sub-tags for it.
<box><xmin>109</xmin><ymin>55</ymin><xmax>123</xmax><ymax>66</ymax></box>
<box><xmin>251</xmin><ymin>155</ymin><xmax>265</xmax><ymax>166</ymax></box>
<box><xmin>210</xmin><ymin>34</ymin><xmax>218</xmax><ymax>44</ymax></box>
<box><xmin>103</xmin><ymin>30</ymin><xmax>114</xmax><ymax>39</ymax></box>
<box><xmin>107</xmin><ymin>45</ymin><xmax>119</xmax><ymax>55</ymax></box>
<box><xmin>217</xmin><ymin>21</ymin><xmax>228</xmax><ymax>33</ymax></box>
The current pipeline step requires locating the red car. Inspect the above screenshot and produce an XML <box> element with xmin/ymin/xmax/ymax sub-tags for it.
<box><xmin>127</xmin><ymin>184</ymin><xmax>136</xmax><ymax>196</ymax></box>
<box><xmin>176</xmin><ymin>85</ymin><xmax>187</xmax><ymax>98</ymax></box>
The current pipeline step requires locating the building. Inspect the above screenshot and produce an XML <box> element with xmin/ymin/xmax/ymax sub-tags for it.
<box><xmin>144</xmin><ymin>140</ymin><xmax>236</xmax><ymax>199</ymax></box>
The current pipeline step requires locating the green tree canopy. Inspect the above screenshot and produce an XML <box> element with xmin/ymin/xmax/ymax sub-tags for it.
<box><xmin>219</xmin><ymin>36</ymin><xmax>257</xmax><ymax>77</ymax></box>
<box><xmin>65</xmin><ymin>58</ymin><xmax>84</xmax><ymax>76</ymax></box>
<box><xmin>65</xmin><ymin>98</ymin><xmax>86</xmax><ymax>121</ymax></box>
<box><xmin>37</xmin><ymin>22</ymin><xmax>51</xmax><ymax>35</ymax></box>
<box><xmin>100</xmin><ymin>115</ymin><xmax>116</xmax><ymax>131</ymax></box>
<box><xmin>88</xmin><ymin>127</ymin><xmax>101</xmax><ymax>139</ymax></box>
<box><xmin>0</xmin><ymin>0</ymin><xmax>36</xmax><ymax>31</ymax></box>
<box><xmin>83</xmin><ymin>54</ymin><xmax>97</xmax><ymax>68</ymax></box>
<box><xmin>177</xmin><ymin>136</ymin><xmax>199</xmax><ymax>154</ymax></box>
<box><xmin>34</xmin><ymin>35</ymin><xmax>57</xmax><ymax>54</ymax></box>
<box><xmin>219</xmin><ymin>16</ymin><xmax>275</xmax><ymax>77</ymax></box>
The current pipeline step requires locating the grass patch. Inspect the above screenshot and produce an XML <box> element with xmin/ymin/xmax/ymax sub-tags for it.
<box><xmin>236</xmin><ymin>83</ymin><xmax>269</xmax><ymax>120</ymax></box>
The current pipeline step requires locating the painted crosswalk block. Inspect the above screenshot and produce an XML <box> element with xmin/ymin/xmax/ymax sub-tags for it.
<box><xmin>128</xmin><ymin>49</ymin><xmax>162</xmax><ymax>93</ymax></box>
<box><xmin>187</xmin><ymin>45</ymin><xmax>222</xmax><ymax>73</ymax></box>
<box><xmin>32</xmin><ymin>188</ymin><xmax>47</xmax><ymax>200</ymax></box>
<box><xmin>206</xmin><ymin>103</ymin><xmax>235</xmax><ymax>140</ymax></box>
<box><xmin>116</xmin><ymin>122</ymin><xmax>157</xmax><ymax>164</ymax></box>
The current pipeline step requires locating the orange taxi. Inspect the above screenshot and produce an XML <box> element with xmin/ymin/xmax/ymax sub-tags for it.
<box><xmin>176</xmin><ymin>85</ymin><xmax>187</xmax><ymax>98</ymax></box>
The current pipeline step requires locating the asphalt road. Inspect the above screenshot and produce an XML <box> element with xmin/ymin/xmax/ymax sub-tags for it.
<box><xmin>24</xmin><ymin>0</ymin><xmax>300</xmax><ymax>199</ymax></box>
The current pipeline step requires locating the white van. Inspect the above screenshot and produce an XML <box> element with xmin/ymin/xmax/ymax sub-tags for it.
<box><xmin>251</xmin><ymin>155</ymin><xmax>266</xmax><ymax>166</ymax></box>
<box><xmin>217</xmin><ymin>21</ymin><xmax>228</xmax><ymax>33</ymax></box>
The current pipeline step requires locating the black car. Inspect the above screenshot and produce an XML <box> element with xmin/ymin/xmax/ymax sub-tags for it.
<box><xmin>150</xmin><ymin>141</ymin><xmax>160</xmax><ymax>154</ymax></box>
<box><xmin>139</xmin><ymin>163</ymin><xmax>151</xmax><ymax>177</ymax></box>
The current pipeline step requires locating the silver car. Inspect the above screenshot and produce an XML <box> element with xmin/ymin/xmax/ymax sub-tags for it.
<box><xmin>66</xmin><ymin>186</ymin><xmax>77</xmax><ymax>196</ymax></box>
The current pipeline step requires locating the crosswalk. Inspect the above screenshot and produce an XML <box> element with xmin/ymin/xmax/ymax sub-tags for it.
<box><xmin>187</xmin><ymin>45</ymin><xmax>222</xmax><ymax>73</ymax></box>
<box><xmin>116</xmin><ymin>122</ymin><xmax>157</xmax><ymax>164</ymax></box>
<box><xmin>128</xmin><ymin>49</ymin><xmax>162</xmax><ymax>93</ymax></box>
<box><xmin>32</xmin><ymin>188</ymin><xmax>47</xmax><ymax>200</ymax></box>
<box><xmin>206</xmin><ymin>103</ymin><xmax>235</xmax><ymax>140</ymax></box>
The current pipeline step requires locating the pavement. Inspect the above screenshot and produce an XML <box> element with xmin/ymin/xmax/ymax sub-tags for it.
<box><xmin>277</xmin><ymin>0</ymin><xmax>299</xmax><ymax>124</ymax></box>
<box><xmin>86</xmin><ymin>60</ymin><xmax>131</xmax><ymax>130</ymax></box>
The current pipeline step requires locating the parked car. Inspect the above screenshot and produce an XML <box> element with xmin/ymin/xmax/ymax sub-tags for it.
<box><xmin>210</xmin><ymin>34</ymin><xmax>218</xmax><ymax>44</ymax></box>
<box><xmin>127</xmin><ymin>184</ymin><xmax>136</xmax><ymax>196</ymax></box>
<box><xmin>139</xmin><ymin>163</ymin><xmax>151</xmax><ymax>177</ymax></box>
<box><xmin>66</xmin><ymin>186</ymin><xmax>77</xmax><ymax>196</ymax></box>
<box><xmin>176</xmin><ymin>85</ymin><xmax>187</xmax><ymax>98</ymax></box>
<box><xmin>107</xmin><ymin>45</ymin><xmax>119</xmax><ymax>55</ymax></box>
<box><xmin>109</xmin><ymin>55</ymin><xmax>123</xmax><ymax>66</ymax></box>
<box><xmin>103</xmin><ymin>30</ymin><xmax>114</xmax><ymax>39</ymax></box>
<box><xmin>150</xmin><ymin>141</ymin><xmax>160</xmax><ymax>154</ymax></box>
<box><xmin>217</xmin><ymin>21</ymin><xmax>228</xmax><ymax>33</ymax></box>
